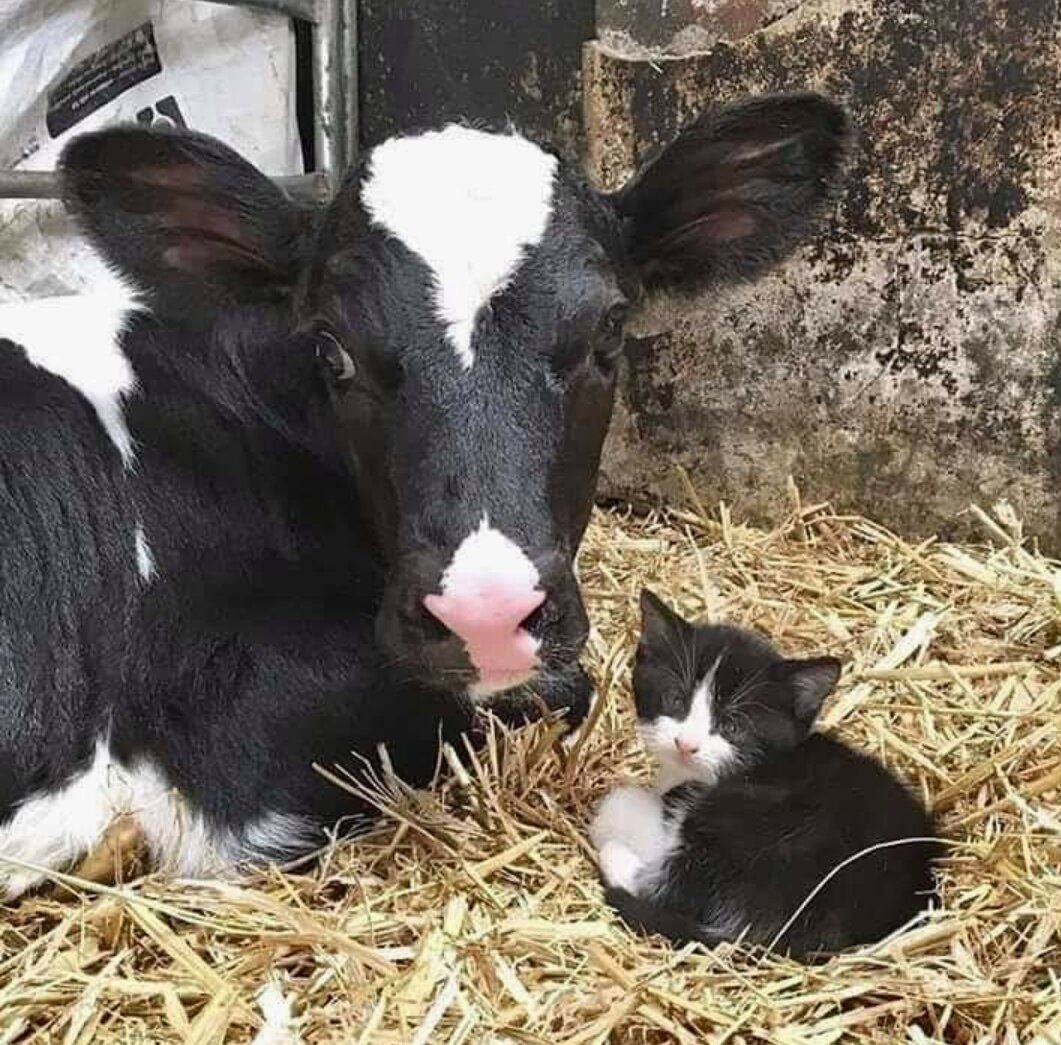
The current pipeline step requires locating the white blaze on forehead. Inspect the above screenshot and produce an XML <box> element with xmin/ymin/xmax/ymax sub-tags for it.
<box><xmin>684</xmin><ymin>658</ymin><xmax>722</xmax><ymax>736</ymax></box>
<box><xmin>0</xmin><ymin>266</ymin><xmax>142</xmax><ymax>466</ymax></box>
<box><xmin>361</xmin><ymin>124</ymin><xmax>558</xmax><ymax>368</ymax></box>
<box><xmin>440</xmin><ymin>514</ymin><xmax>540</xmax><ymax>593</ymax></box>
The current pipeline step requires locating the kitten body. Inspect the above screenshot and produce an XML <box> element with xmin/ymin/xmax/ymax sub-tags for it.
<box><xmin>590</xmin><ymin>591</ymin><xmax>940</xmax><ymax>959</ymax></box>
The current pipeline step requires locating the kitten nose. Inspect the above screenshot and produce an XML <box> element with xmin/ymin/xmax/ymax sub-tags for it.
<box><xmin>675</xmin><ymin>736</ymin><xmax>700</xmax><ymax>757</ymax></box>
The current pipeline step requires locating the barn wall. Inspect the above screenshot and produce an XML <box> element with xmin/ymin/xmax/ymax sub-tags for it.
<box><xmin>358</xmin><ymin>0</ymin><xmax>595</xmax><ymax>156</ymax></box>
<box><xmin>586</xmin><ymin>0</ymin><xmax>1061</xmax><ymax>548</ymax></box>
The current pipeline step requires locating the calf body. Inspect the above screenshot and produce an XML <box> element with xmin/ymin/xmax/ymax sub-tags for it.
<box><xmin>0</xmin><ymin>95</ymin><xmax>849</xmax><ymax>894</ymax></box>
<box><xmin>0</xmin><ymin>269</ymin><xmax>472</xmax><ymax>895</ymax></box>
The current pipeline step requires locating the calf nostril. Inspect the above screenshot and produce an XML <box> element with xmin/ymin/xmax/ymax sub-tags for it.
<box><xmin>423</xmin><ymin>587</ymin><xmax>545</xmax><ymax>642</ymax></box>
<box><xmin>404</xmin><ymin>599</ymin><xmax>452</xmax><ymax>642</ymax></box>
<box><xmin>419</xmin><ymin>604</ymin><xmax>452</xmax><ymax>643</ymax></box>
<box><xmin>520</xmin><ymin>596</ymin><xmax>560</xmax><ymax>635</ymax></box>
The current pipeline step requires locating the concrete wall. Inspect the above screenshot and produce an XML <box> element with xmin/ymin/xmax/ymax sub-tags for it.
<box><xmin>358</xmin><ymin>0</ymin><xmax>594</xmax><ymax>155</ymax></box>
<box><xmin>585</xmin><ymin>0</ymin><xmax>1061</xmax><ymax>548</ymax></box>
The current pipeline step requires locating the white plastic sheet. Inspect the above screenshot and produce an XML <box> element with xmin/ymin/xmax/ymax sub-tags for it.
<box><xmin>0</xmin><ymin>0</ymin><xmax>301</xmax><ymax>299</ymax></box>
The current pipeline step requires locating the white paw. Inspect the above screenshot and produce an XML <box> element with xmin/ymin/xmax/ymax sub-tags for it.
<box><xmin>589</xmin><ymin>785</ymin><xmax>649</xmax><ymax>850</ymax></box>
<box><xmin>598</xmin><ymin>840</ymin><xmax>643</xmax><ymax>892</ymax></box>
<box><xmin>590</xmin><ymin>784</ymin><xmax>674</xmax><ymax>868</ymax></box>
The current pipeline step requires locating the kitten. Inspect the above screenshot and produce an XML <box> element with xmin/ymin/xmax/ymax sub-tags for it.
<box><xmin>589</xmin><ymin>589</ymin><xmax>940</xmax><ymax>959</ymax></box>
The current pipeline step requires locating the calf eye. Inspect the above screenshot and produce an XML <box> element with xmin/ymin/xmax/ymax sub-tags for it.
<box><xmin>594</xmin><ymin>301</ymin><xmax>629</xmax><ymax>370</ymax></box>
<box><xmin>599</xmin><ymin>301</ymin><xmax>628</xmax><ymax>342</ymax></box>
<box><xmin>315</xmin><ymin>330</ymin><xmax>357</xmax><ymax>387</ymax></box>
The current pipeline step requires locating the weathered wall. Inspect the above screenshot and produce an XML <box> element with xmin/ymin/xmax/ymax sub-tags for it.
<box><xmin>358</xmin><ymin>0</ymin><xmax>594</xmax><ymax>156</ymax></box>
<box><xmin>585</xmin><ymin>0</ymin><xmax>1061</xmax><ymax>548</ymax></box>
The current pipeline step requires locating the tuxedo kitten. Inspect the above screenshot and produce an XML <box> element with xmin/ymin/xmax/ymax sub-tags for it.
<box><xmin>589</xmin><ymin>590</ymin><xmax>939</xmax><ymax>959</ymax></box>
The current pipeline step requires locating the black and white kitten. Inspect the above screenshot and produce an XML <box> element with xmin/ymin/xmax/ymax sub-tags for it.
<box><xmin>589</xmin><ymin>590</ymin><xmax>940</xmax><ymax>959</ymax></box>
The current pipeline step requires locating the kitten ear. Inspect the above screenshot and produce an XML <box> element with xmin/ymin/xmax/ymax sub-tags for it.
<box><xmin>638</xmin><ymin>589</ymin><xmax>690</xmax><ymax>645</ymax></box>
<box><xmin>771</xmin><ymin>656</ymin><xmax>842</xmax><ymax>726</ymax></box>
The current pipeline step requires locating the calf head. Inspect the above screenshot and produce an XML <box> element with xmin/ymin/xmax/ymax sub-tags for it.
<box><xmin>61</xmin><ymin>94</ymin><xmax>849</xmax><ymax>697</ymax></box>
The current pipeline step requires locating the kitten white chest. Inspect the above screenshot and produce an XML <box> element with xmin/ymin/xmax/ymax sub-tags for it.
<box><xmin>589</xmin><ymin>785</ymin><xmax>684</xmax><ymax>896</ymax></box>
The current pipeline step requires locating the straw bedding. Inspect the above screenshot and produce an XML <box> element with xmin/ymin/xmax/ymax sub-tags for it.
<box><xmin>1</xmin><ymin>495</ymin><xmax>1058</xmax><ymax>1044</ymax></box>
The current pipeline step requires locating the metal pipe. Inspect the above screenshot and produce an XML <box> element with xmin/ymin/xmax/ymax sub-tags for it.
<box><xmin>313</xmin><ymin>0</ymin><xmax>342</xmax><ymax>192</ymax></box>
<box><xmin>0</xmin><ymin>170</ymin><xmax>331</xmax><ymax>203</ymax></box>
<box><xmin>200</xmin><ymin>0</ymin><xmax>318</xmax><ymax>23</ymax></box>
<box><xmin>341</xmin><ymin>0</ymin><xmax>358</xmax><ymax>172</ymax></box>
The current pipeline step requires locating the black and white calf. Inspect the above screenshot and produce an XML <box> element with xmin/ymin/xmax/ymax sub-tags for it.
<box><xmin>0</xmin><ymin>94</ymin><xmax>849</xmax><ymax>896</ymax></box>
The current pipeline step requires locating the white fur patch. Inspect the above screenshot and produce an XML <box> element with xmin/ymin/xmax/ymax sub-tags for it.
<box><xmin>639</xmin><ymin>658</ymin><xmax>738</xmax><ymax>791</ymax></box>
<box><xmin>0</xmin><ymin>266</ymin><xmax>142</xmax><ymax>465</ymax></box>
<box><xmin>134</xmin><ymin>524</ymin><xmax>157</xmax><ymax>583</ymax></box>
<box><xmin>252</xmin><ymin>982</ymin><xmax>301</xmax><ymax>1045</ymax></box>
<box><xmin>597</xmin><ymin>840</ymin><xmax>644</xmax><ymax>893</ymax></box>
<box><xmin>0</xmin><ymin>741</ymin><xmax>316</xmax><ymax>897</ymax></box>
<box><xmin>589</xmin><ymin>785</ymin><xmax>681</xmax><ymax>896</ymax></box>
<box><xmin>361</xmin><ymin>125</ymin><xmax>557</xmax><ymax>368</ymax></box>
<box><xmin>0</xmin><ymin>739</ymin><xmax>118</xmax><ymax>898</ymax></box>
<box><xmin>440</xmin><ymin>514</ymin><xmax>541</xmax><ymax>600</ymax></box>
<box><xmin>130</xmin><ymin>762</ymin><xmax>316</xmax><ymax>878</ymax></box>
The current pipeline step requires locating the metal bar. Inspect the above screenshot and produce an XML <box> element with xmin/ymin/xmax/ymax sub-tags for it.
<box><xmin>200</xmin><ymin>0</ymin><xmax>318</xmax><ymax>23</ymax></box>
<box><xmin>0</xmin><ymin>170</ymin><xmax>330</xmax><ymax>203</ymax></box>
<box><xmin>341</xmin><ymin>0</ymin><xmax>358</xmax><ymax>171</ymax></box>
<box><xmin>313</xmin><ymin>0</ymin><xmax>342</xmax><ymax>191</ymax></box>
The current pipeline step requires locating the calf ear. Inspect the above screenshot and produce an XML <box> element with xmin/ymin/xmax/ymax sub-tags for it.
<box><xmin>60</xmin><ymin>126</ymin><xmax>309</xmax><ymax>311</ymax></box>
<box><xmin>614</xmin><ymin>93</ymin><xmax>851</xmax><ymax>294</ymax></box>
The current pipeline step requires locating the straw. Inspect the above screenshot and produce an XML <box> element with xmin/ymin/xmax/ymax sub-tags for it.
<box><xmin>1</xmin><ymin>494</ymin><xmax>1057</xmax><ymax>1043</ymax></box>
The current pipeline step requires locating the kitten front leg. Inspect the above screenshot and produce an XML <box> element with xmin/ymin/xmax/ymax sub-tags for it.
<box><xmin>597</xmin><ymin>840</ymin><xmax>644</xmax><ymax>892</ymax></box>
<box><xmin>589</xmin><ymin>786</ymin><xmax>670</xmax><ymax>861</ymax></box>
<box><xmin>591</xmin><ymin>787</ymin><xmax>673</xmax><ymax>896</ymax></box>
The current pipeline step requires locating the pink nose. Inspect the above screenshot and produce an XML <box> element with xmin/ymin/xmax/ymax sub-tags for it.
<box><xmin>675</xmin><ymin>737</ymin><xmax>700</xmax><ymax>757</ymax></box>
<box><xmin>423</xmin><ymin>585</ymin><xmax>546</xmax><ymax>687</ymax></box>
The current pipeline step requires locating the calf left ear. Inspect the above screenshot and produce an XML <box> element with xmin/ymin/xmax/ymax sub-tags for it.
<box><xmin>613</xmin><ymin>93</ymin><xmax>851</xmax><ymax>294</ymax></box>
<box><xmin>770</xmin><ymin>656</ymin><xmax>842</xmax><ymax>727</ymax></box>
<box><xmin>60</xmin><ymin>125</ymin><xmax>310</xmax><ymax>311</ymax></box>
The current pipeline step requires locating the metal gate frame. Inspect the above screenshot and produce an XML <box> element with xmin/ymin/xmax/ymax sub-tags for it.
<box><xmin>0</xmin><ymin>0</ymin><xmax>357</xmax><ymax>204</ymax></box>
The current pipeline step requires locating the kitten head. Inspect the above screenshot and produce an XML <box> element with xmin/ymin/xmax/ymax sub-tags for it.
<box><xmin>632</xmin><ymin>590</ymin><xmax>842</xmax><ymax>785</ymax></box>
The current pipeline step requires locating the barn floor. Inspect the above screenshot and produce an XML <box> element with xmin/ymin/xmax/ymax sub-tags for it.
<box><xmin>1</xmin><ymin>498</ymin><xmax>1058</xmax><ymax>1044</ymax></box>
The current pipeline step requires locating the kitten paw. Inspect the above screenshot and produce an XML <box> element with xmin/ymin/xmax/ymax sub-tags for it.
<box><xmin>598</xmin><ymin>840</ymin><xmax>643</xmax><ymax>892</ymax></box>
<box><xmin>590</xmin><ymin>785</ymin><xmax>676</xmax><ymax>876</ymax></box>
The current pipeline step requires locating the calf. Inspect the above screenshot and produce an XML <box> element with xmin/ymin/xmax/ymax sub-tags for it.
<box><xmin>0</xmin><ymin>94</ymin><xmax>849</xmax><ymax>895</ymax></box>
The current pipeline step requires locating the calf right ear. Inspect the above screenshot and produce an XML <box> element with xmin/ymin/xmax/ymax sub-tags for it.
<box><xmin>614</xmin><ymin>93</ymin><xmax>851</xmax><ymax>295</ymax></box>
<box><xmin>60</xmin><ymin>126</ymin><xmax>310</xmax><ymax>312</ymax></box>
